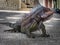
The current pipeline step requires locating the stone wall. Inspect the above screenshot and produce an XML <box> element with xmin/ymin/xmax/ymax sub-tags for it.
<box><xmin>0</xmin><ymin>0</ymin><xmax>20</xmax><ymax>10</ymax></box>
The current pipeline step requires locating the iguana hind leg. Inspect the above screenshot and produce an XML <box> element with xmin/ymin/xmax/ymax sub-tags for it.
<box><xmin>4</xmin><ymin>25</ymin><xmax>21</xmax><ymax>33</ymax></box>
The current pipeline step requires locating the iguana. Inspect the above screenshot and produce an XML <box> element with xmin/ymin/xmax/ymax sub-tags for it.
<box><xmin>4</xmin><ymin>0</ymin><xmax>54</xmax><ymax>38</ymax></box>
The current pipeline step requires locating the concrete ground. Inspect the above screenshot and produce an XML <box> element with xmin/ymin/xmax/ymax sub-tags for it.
<box><xmin>0</xmin><ymin>11</ymin><xmax>60</xmax><ymax>45</ymax></box>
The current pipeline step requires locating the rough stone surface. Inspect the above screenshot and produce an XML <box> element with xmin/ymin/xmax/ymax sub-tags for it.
<box><xmin>0</xmin><ymin>12</ymin><xmax>60</xmax><ymax>45</ymax></box>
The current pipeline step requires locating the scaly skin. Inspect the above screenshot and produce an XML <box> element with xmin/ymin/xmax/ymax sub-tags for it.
<box><xmin>4</xmin><ymin>6</ymin><xmax>54</xmax><ymax>38</ymax></box>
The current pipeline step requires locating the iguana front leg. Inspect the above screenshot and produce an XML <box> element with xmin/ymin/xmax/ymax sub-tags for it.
<box><xmin>26</xmin><ymin>29</ymin><xmax>31</xmax><ymax>37</ymax></box>
<box><xmin>38</xmin><ymin>21</ymin><xmax>50</xmax><ymax>37</ymax></box>
<box><xmin>25</xmin><ymin>29</ymin><xmax>35</xmax><ymax>38</ymax></box>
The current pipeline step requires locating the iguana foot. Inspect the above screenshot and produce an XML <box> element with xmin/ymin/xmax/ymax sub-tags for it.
<box><xmin>40</xmin><ymin>34</ymin><xmax>50</xmax><ymax>37</ymax></box>
<box><xmin>27</xmin><ymin>34</ymin><xmax>35</xmax><ymax>38</ymax></box>
<box><xmin>27</xmin><ymin>35</ymin><xmax>35</xmax><ymax>38</ymax></box>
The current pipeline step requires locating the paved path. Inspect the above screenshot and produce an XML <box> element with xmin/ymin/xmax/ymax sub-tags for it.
<box><xmin>0</xmin><ymin>11</ymin><xmax>60</xmax><ymax>45</ymax></box>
